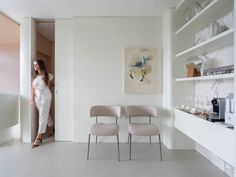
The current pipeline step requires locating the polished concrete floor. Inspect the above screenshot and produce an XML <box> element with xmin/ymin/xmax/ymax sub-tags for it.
<box><xmin>0</xmin><ymin>139</ymin><xmax>230</xmax><ymax>177</ymax></box>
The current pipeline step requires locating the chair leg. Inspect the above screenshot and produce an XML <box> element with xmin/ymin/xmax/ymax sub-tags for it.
<box><xmin>87</xmin><ymin>134</ymin><xmax>91</xmax><ymax>160</ymax></box>
<box><xmin>96</xmin><ymin>136</ymin><xmax>97</xmax><ymax>144</ymax></box>
<box><xmin>158</xmin><ymin>134</ymin><xmax>163</xmax><ymax>161</ymax></box>
<box><xmin>127</xmin><ymin>133</ymin><xmax>130</xmax><ymax>144</ymax></box>
<box><xmin>129</xmin><ymin>133</ymin><xmax>132</xmax><ymax>160</ymax></box>
<box><xmin>149</xmin><ymin>136</ymin><xmax>151</xmax><ymax>144</ymax></box>
<box><xmin>117</xmin><ymin>134</ymin><xmax>120</xmax><ymax>161</ymax></box>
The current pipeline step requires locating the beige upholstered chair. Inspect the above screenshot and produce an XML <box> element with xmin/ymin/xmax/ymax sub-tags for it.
<box><xmin>87</xmin><ymin>105</ymin><xmax>121</xmax><ymax>161</ymax></box>
<box><xmin>127</xmin><ymin>105</ymin><xmax>162</xmax><ymax>160</ymax></box>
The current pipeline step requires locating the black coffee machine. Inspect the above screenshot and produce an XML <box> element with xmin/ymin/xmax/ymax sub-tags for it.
<box><xmin>207</xmin><ymin>98</ymin><xmax>225</xmax><ymax>122</ymax></box>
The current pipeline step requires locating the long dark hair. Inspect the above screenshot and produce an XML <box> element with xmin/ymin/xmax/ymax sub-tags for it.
<box><xmin>34</xmin><ymin>59</ymin><xmax>49</xmax><ymax>86</ymax></box>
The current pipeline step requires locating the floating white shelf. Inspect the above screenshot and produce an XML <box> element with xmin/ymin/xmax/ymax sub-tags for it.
<box><xmin>175</xmin><ymin>0</ymin><xmax>233</xmax><ymax>34</ymax></box>
<box><xmin>175</xmin><ymin>28</ymin><xmax>234</xmax><ymax>58</ymax></box>
<box><xmin>175</xmin><ymin>0</ymin><xmax>185</xmax><ymax>11</ymax></box>
<box><xmin>174</xmin><ymin>109</ymin><xmax>234</xmax><ymax>165</ymax></box>
<box><xmin>175</xmin><ymin>73</ymin><xmax>234</xmax><ymax>82</ymax></box>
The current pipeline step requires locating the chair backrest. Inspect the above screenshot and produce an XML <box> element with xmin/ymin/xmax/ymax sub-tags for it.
<box><xmin>90</xmin><ymin>105</ymin><xmax>121</xmax><ymax>118</ymax></box>
<box><xmin>126</xmin><ymin>105</ymin><xmax>157</xmax><ymax>118</ymax></box>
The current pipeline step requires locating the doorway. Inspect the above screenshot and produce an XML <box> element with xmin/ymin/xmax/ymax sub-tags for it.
<box><xmin>34</xmin><ymin>20</ymin><xmax>55</xmax><ymax>141</ymax></box>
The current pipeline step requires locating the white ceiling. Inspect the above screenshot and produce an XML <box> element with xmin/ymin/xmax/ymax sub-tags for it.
<box><xmin>0</xmin><ymin>0</ymin><xmax>181</xmax><ymax>42</ymax></box>
<box><xmin>0</xmin><ymin>0</ymin><xmax>181</xmax><ymax>22</ymax></box>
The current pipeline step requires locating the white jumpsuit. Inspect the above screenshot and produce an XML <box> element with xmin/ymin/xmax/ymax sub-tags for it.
<box><xmin>32</xmin><ymin>74</ymin><xmax>53</xmax><ymax>134</ymax></box>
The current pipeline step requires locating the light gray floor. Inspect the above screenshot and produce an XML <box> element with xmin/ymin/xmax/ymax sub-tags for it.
<box><xmin>0</xmin><ymin>139</ymin><xmax>229</xmax><ymax>177</ymax></box>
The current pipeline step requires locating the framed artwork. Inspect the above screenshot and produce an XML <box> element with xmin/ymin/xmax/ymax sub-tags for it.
<box><xmin>124</xmin><ymin>48</ymin><xmax>157</xmax><ymax>94</ymax></box>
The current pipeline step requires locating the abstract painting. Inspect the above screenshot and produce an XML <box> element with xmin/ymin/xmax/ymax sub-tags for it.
<box><xmin>124</xmin><ymin>48</ymin><xmax>157</xmax><ymax>94</ymax></box>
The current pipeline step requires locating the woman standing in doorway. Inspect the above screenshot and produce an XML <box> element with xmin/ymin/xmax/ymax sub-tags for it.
<box><xmin>31</xmin><ymin>59</ymin><xmax>54</xmax><ymax>148</ymax></box>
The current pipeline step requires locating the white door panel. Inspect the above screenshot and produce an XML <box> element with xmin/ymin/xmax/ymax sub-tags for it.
<box><xmin>54</xmin><ymin>19</ymin><xmax>73</xmax><ymax>141</ymax></box>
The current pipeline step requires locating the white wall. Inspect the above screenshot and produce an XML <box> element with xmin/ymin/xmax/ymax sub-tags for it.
<box><xmin>73</xmin><ymin>17</ymin><xmax>163</xmax><ymax>142</ymax></box>
<box><xmin>162</xmin><ymin>9</ymin><xmax>195</xmax><ymax>149</ymax></box>
<box><xmin>54</xmin><ymin>17</ymin><xmax>163</xmax><ymax>142</ymax></box>
<box><xmin>0</xmin><ymin>44</ymin><xmax>20</xmax><ymax>143</ymax></box>
<box><xmin>0</xmin><ymin>14</ymin><xmax>20</xmax><ymax>144</ymax></box>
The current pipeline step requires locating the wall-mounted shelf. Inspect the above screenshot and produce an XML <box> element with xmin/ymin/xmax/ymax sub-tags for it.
<box><xmin>175</xmin><ymin>73</ymin><xmax>234</xmax><ymax>81</ymax></box>
<box><xmin>175</xmin><ymin>28</ymin><xmax>234</xmax><ymax>58</ymax></box>
<box><xmin>174</xmin><ymin>109</ymin><xmax>234</xmax><ymax>165</ymax></box>
<box><xmin>172</xmin><ymin>0</ymin><xmax>235</xmax><ymax>169</ymax></box>
<box><xmin>175</xmin><ymin>0</ymin><xmax>186</xmax><ymax>11</ymax></box>
<box><xmin>175</xmin><ymin>0</ymin><xmax>233</xmax><ymax>34</ymax></box>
